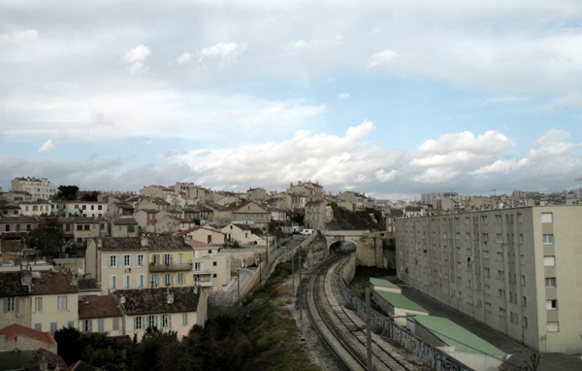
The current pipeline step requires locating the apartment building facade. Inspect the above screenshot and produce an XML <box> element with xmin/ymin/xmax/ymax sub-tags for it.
<box><xmin>395</xmin><ymin>205</ymin><xmax>582</xmax><ymax>354</ymax></box>
<box><xmin>11</xmin><ymin>177</ymin><xmax>58</xmax><ymax>200</ymax></box>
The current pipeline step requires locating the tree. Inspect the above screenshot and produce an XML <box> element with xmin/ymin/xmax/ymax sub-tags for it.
<box><xmin>26</xmin><ymin>216</ymin><xmax>64</xmax><ymax>258</ymax></box>
<box><xmin>80</xmin><ymin>191</ymin><xmax>99</xmax><ymax>202</ymax></box>
<box><xmin>54</xmin><ymin>327</ymin><xmax>82</xmax><ymax>365</ymax></box>
<box><xmin>55</xmin><ymin>185</ymin><xmax>79</xmax><ymax>200</ymax></box>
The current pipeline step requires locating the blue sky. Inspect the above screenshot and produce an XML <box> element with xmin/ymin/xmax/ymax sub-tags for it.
<box><xmin>2</xmin><ymin>1</ymin><xmax>582</xmax><ymax>200</ymax></box>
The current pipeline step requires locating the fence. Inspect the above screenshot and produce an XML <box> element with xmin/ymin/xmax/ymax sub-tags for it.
<box><xmin>338</xmin><ymin>255</ymin><xmax>472</xmax><ymax>371</ymax></box>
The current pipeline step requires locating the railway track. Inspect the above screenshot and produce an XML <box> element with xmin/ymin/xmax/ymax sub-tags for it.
<box><xmin>303</xmin><ymin>253</ymin><xmax>417</xmax><ymax>371</ymax></box>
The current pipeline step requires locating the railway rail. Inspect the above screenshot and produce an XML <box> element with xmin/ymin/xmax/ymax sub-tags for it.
<box><xmin>302</xmin><ymin>253</ymin><xmax>418</xmax><ymax>371</ymax></box>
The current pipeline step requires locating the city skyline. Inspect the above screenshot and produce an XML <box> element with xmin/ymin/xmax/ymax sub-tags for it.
<box><xmin>2</xmin><ymin>1</ymin><xmax>582</xmax><ymax>199</ymax></box>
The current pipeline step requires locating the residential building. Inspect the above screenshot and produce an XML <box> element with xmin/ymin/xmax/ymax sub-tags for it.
<box><xmin>287</xmin><ymin>181</ymin><xmax>324</xmax><ymax>201</ymax></box>
<box><xmin>85</xmin><ymin>236</ymin><xmax>195</xmax><ymax>294</ymax></box>
<box><xmin>232</xmin><ymin>201</ymin><xmax>271</xmax><ymax>228</ymax></box>
<box><xmin>180</xmin><ymin>225</ymin><xmax>226</xmax><ymax>246</ymax></box>
<box><xmin>0</xmin><ymin>270</ymin><xmax>78</xmax><ymax>334</ymax></box>
<box><xmin>0</xmin><ymin>216</ymin><xmax>37</xmax><ymax>237</ymax></box>
<box><xmin>78</xmin><ymin>295</ymin><xmax>123</xmax><ymax>336</ymax></box>
<box><xmin>19</xmin><ymin>201</ymin><xmax>52</xmax><ymax>217</ymax></box>
<box><xmin>115</xmin><ymin>286</ymin><xmax>206</xmax><ymax>341</ymax></box>
<box><xmin>304</xmin><ymin>200</ymin><xmax>328</xmax><ymax>230</ymax></box>
<box><xmin>395</xmin><ymin>205</ymin><xmax>582</xmax><ymax>353</ymax></box>
<box><xmin>110</xmin><ymin>217</ymin><xmax>139</xmax><ymax>237</ymax></box>
<box><xmin>221</xmin><ymin>223</ymin><xmax>264</xmax><ymax>246</ymax></box>
<box><xmin>51</xmin><ymin>200</ymin><xmax>108</xmax><ymax>218</ymax></box>
<box><xmin>11</xmin><ymin>177</ymin><xmax>58</xmax><ymax>200</ymax></box>
<box><xmin>29</xmin><ymin>271</ymin><xmax>78</xmax><ymax>334</ymax></box>
<box><xmin>189</xmin><ymin>240</ymin><xmax>231</xmax><ymax>291</ymax></box>
<box><xmin>0</xmin><ymin>323</ymin><xmax>57</xmax><ymax>352</ymax></box>
<box><xmin>337</xmin><ymin>191</ymin><xmax>374</xmax><ymax>209</ymax></box>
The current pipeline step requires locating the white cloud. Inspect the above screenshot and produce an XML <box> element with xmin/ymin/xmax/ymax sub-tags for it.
<box><xmin>198</xmin><ymin>42</ymin><xmax>246</xmax><ymax>66</ymax></box>
<box><xmin>339</xmin><ymin>92</ymin><xmax>350</xmax><ymax>99</ymax></box>
<box><xmin>169</xmin><ymin>121</ymin><xmax>402</xmax><ymax>189</ymax></box>
<box><xmin>123</xmin><ymin>45</ymin><xmax>150</xmax><ymax>75</ymax></box>
<box><xmin>0</xmin><ymin>29</ymin><xmax>39</xmax><ymax>43</ymax></box>
<box><xmin>177</xmin><ymin>52</ymin><xmax>194</xmax><ymax>65</ymax></box>
<box><xmin>530</xmin><ymin>129</ymin><xmax>576</xmax><ymax>157</ymax></box>
<box><xmin>38</xmin><ymin>139</ymin><xmax>55</xmax><ymax>152</ymax></box>
<box><xmin>369</xmin><ymin>49</ymin><xmax>397</xmax><ymax>69</ymax></box>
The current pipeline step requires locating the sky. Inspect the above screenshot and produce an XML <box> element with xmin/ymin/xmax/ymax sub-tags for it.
<box><xmin>2</xmin><ymin>0</ymin><xmax>582</xmax><ymax>201</ymax></box>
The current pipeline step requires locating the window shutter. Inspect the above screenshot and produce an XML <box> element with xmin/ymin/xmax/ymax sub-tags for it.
<box><xmin>3</xmin><ymin>298</ymin><xmax>7</xmax><ymax>313</ymax></box>
<box><xmin>14</xmin><ymin>298</ymin><xmax>19</xmax><ymax>313</ymax></box>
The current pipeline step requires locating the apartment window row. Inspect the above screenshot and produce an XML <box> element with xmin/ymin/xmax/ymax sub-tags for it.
<box><xmin>109</xmin><ymin>254</ymin><xmax>146</xmax><ymax>268</ymax></box>
<box><xmin>134</xmin><ymin>314</ymin><xmax>172</xmax><ymax>330</ymax></box>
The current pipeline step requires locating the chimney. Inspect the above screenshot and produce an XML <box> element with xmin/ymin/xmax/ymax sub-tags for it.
<box><xmin>166</xmin><ymin>288</ymin><xmax>174</xmax><ymax>304</ymax></box>
<box><xmin>141</xmin><ymin>236</ymin><xmax>148</xmax><ymax>247</ymax></box>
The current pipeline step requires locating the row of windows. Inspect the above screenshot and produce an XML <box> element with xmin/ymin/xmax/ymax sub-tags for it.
<box><xmin>110</xmin><ymin>273</ymin><xmax>187</xmax><ymax>289</ymax></box>
<box><xmin>4</xmin><ymin>224</ymin><xmax>32</xmax><ymax>232</ymax></box>
<box><xmin>5</xmin><ymin>296</ymin><xmax>68</xmax><ymax>313</ymax></box>
<box><xmin>109</xmin><ymin>253</ymin><xmax>189</xmax><ymax>268</ymax></box>
<box><xmin>133</xmin><ymin>314</ymin><xmax>183</xmax><ymax>330</ymax></box>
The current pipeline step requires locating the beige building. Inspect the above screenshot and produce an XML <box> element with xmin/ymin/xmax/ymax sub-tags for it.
<box><xmin>395</xmin><ymin>205</ymin><xmax>582</xmax><ymax>354</ymax></box>
<box><xmin>86</xmin><ymin>235</ymin><xmax>195</xmax><ymax>294</ymax></box>
<box><xmin>304</xmin><ymin>200</ymin><xmax>328</xmax><ymax>230</ymax></box>
<box><xmin>189</xmin><ymin>240</ymin><xmax>231</xmax><ymax>292</ymax></box>
<box><xmin>11</xmin><ymin>177</ymin><xmax>58</xmax><ymax>200</ymax></box>
<box><xmin>115</xmin><ymin>287</ymin><xmax>207</xmax><ymax>341</ymax></box>
<box><xmin>78</xmin><ymin>295</ymin><xmax>123</xmax><ymax>336</ymax></box>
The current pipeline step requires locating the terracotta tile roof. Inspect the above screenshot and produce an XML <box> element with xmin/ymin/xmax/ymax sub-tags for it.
<box><xmin>26</xmin><ymin>348</ymin><xmax>68</xmax><ymax>370</ymax></box>
<box><xmin>112</xmin><ymin>217</ymin><xmax>138</xmax><ymax>225</ymax></box>
<box><xmin>77</xmin><ymin>278</ymin><xmax>99</xmax><ymax>291</ymax></box>
<box><xmin>101</xmin><ymin>237</ymin><xmax>145</xmax><ymax>251</ymax></box>
<box><xmin>78</xmin><ymin>295</ymin><xmax>122</xmax><ymax>319</ymax></box>
<box><xmin>116</xmin><ymin>287</ymin><xmax>200</xmax><ymax>315</ymax></box>
<box><xmin>0</xmin><ymin>323</ymin><xmax>57</xmax><ymax>346</ymax></box>
<box><xmin>232</xmin><ymin>223</ymin><xmax>252</xmax><ymax>230</ymax></box>
<box><xmin>101</xmin><ymin>236</ymin><xmax>192</xmax><ymax>252</ymax></box>
<box><xmin>0</xmin><ymin>271</ymin><xmax>30</xmax><ymax>296</ymax></box>
<box><xmin>67</xmin><ymin>359</ymin><xmax>100</xmax><ymax>371</ymax></box>
<box><xmin>32</xmin><ymin>271</ymin><xmax>78</xmax><ymax>295</ymax></box>
<box><xmin>189</xmin><ymin>240</ymin><xmax>213</xmax><ymax>248</ymax></box>
<box><xmin>146</xmin><ymin>235</ymin><xmax>192</xmax><ymax>251</ymax></box>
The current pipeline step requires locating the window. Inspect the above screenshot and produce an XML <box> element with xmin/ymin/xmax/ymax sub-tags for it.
<box><xmin>522</xmin><ymin>296</ymin><xmax>527</xmax><ymax>307</ymax></box>
<box><xmin>98</xmin><ymin>319</ymin><xmax>105</xmax><ymax>333</ymax></box>
<box><xmin>147</xmin><ymin>315</ymin><xmax>157</xmax><ymax>329</ymax></box>
<box><xmin>161</xmin><ymin>314</ymin><xmax>170</xmax><ymax>328</ymax></box>
<box><xmin>177</xmin><ymin>273</ymin><xmax>185</xmax><ymax>285</ymax></box>
<box><xmin>194</xmin><ymin>262</ymin><xmax>201</xmax><ymax>272</ymax></box>
<box><xmin>109</xmin><ymin>255</ymin><xmax>118</xmax><ymax>267</ymax></box>
<box><xmin>213</xmin><ymin>261</ymin><xmax>217</xmax><ymax>266</ymax></box>
<box><xmin>164</xmin><ymin>254</ymin><xmax>172</xmax><ymax>265</ymax></box>
<box><xmin>124</xmin><ymin>275</ymin><xmax>131</xmax><ymax>288</ymax></box>
<box><xmin>138</xmin><ymin>274</ymin><xmax>145</xmax><ymax>288</ymax></box>
<box><xmin>50</xmin><ymin>322</ymin><xmax>57</xmax><ymax>334</ymax></box>
<box><xmin>137</xmin><ymin>254</ymin><xmax>144</xmax><ymax>266</ymax></box>
<box><xmin>35</xmin><ymin>323</ymin><xmax>42</xmax><ymax>331</ymax></box>
<box><xmin>546</xmin><ymin>299</ymin><xmax>558</xmax><ymax>310</ymax></box>
<box><xmin>151</xmin><ymin>275</ymin><xmax>158</xmax><ymax>287</ymax></box>
<box><xmin>541</xmin><ymin>213</ymin><xmax>553</xmax><ymax>223</ymax></box>
<box><xmin>164</xmin><ymin>273</ymin><xmax>172</xmax><ymax>286</ymax></box>
<box><xmin>545</xmin><ymin>277</ymin><xmax>556</xmax><ymax>288</ymax></box>
<box><xmin>182</xmin><ymin>313</ymin><xmax>188</xmax><ymax>326</ymax></box>
<box><xmin>544</xmin><ymin>256</ymin><xmax>555</xmax><ymax>266</ymax></box>
<box><xmin>58</xmin><ymin>296</ymin><xmax>68</xmax><ymax>311</ymax></box>
<box><xmin>543</xmin><ymin>234</ymin><xmax>554</xmax><ymax>244</ymax></box>
<box><xmin>178</xmin><ymin>253</ymin><xmax>183</xmax><ymax>263</ymax></box>
<box><xmin>547</xmin><ymin>322</ymin><xmax>559</xmax><ymax>332</ymax></box>
<box><xmin>113</xmin><ymin>318</ymin><xmax>119</xmax><ymax>331</ymax></box>
<box><xmin>110</xmin><ymin>275</ymin><xmax>117</xmax><ymax>289</ymax></box>
<box><xmin>4</xmin><ymin>297</ymin><xmax>17</xmax><ymax>313</ymax></box>
<box><xmin>523</xmin><ymin>316</ymin><xmax>528</xmax><ymax>328</ymax></box>
<box><xmin>134</xmin><ymin>317</ymin><xmax>143</xmax><ymax>330</ymax></box>
<box><xmin>84</xmin><ymin>224</ymin><xmax>90</xmax><ymax>231</ymax></box>
<box><xmin>35</xmin><ymin>297</ymin><xmax>43</xmax><ymax>312</ymax></box>
<box><xmin>124</xmin><ymin>255</ymin><xmax>131</xmax><ymax>267</ymax></box>
<box><xmin>77</xmin><ymin>225</ymin><xmax>83</xmax><ymax>231</ymax></box>
<box><xmin>207</xmin><ymin>235</ymin><xmax>212</xmax><ymax>243</ymax></box>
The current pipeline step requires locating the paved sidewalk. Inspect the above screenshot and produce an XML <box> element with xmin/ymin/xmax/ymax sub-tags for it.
<box><xmin>386</xmin><ymin>276</ymin><xmax>582</xmax><ymax>371</ymax></box>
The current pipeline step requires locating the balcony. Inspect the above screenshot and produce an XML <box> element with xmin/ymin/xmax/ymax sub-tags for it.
<box><xmin>193</xmin><ymin>269</ymin><xmax>213</xmax><ymax>276</ymax></box>
<box><xmin>195</xmin><ymin>279</ymin><xmax>213</xmax><ymax>287</ymax></box>
<box><xmin>149</xmin><ymin>262</ymin><xmax>192</xmax><ymax>272</ymax></box>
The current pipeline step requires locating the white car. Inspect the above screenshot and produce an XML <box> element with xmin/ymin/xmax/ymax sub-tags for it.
<box><xmin>300</xmin><ymin>229</ymin><xmax>314</xmax><ymax>235</ymax></box>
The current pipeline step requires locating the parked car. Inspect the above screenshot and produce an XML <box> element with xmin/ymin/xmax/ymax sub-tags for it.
<box><xmin>300</xmin><ymin>229</ymin><xmax>314</xmax><ymax>235</ymax></box>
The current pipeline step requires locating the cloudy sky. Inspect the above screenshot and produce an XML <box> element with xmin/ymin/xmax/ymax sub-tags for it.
<box><xmin>2</xmin><ymin>1</ymin><xmax>582</xmax><ymax>200</ymax></box>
